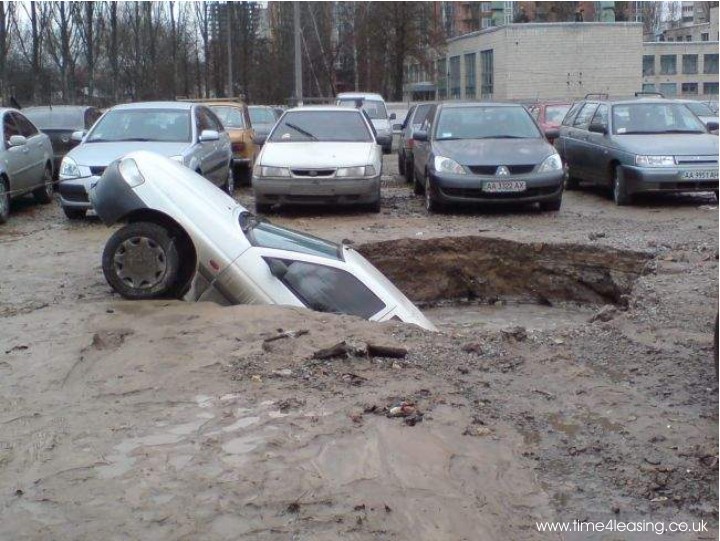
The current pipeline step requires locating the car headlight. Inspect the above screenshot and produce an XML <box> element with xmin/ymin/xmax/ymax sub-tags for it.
<box><xmin>336</xmin><ymin>165</ymin><xmax>377</xmax><ymax>178</ymax></box>
<box><xmin>259</xmin><ymin>166</ymin><xmax>291</xmax><ymax>177</ymax></box>
<box><xmin>434</xmin><ymin>155</ymin><xmax>466</xmax><ymax>175</ymax></box>
<box><xmin>59</xmin><ymin>157</ymin><xmax>82</xmax><ymax>179</ymax></box>
<box><xmin>635</xmin><ymin>155</ymin><xmax>676</xmax><ymax>167</ymax></box>
<box><xmin>538</xmin><ymin>153</ymin><xmax>563</xmax><ymax>172</ymax></box>
<box><xmin>118</xmin><ymin>158</ymin><xmax>145</xmax><ymax>188</ymax></box>
<box><xmin>169</xmin><ymin>155</ymin><xmax>185</xmax><ymax>164</ymax></box>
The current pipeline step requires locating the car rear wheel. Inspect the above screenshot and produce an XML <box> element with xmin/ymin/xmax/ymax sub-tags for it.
<box><xmin>63</xmin><ymin>207</ymin><xmax>86</xmax><ymax>220</ymax></box>
<box><xmin>102</xmin><ymin>222</ymin><xmax>180</xmax><ymax>300</ymax></box>
<box><xmin>222</xmin><ymin>166</ymin><xmax>235</xmax><ymax>195</ymax></box>
<box><xmin>33</xmin><ymin>166</ymin><xmax>54</xmax><ymax>204</ymax></box>
<box><xmin>405</xmin><ymin>156</ymin><xmax>414</xmax><ymax>184</ymax></box>
<box><xmin>413</xmin><ymin>166</ymin><xmax>424</xmax><ymax>195</ymax></box>
<box><xmin>0</xmin><ymin>176</ymin><xmax>9</xmax><ymax>224</ymax></box>
<box><xmin>612</xmin><ymin>166</ymin><xmax>632</xmax><ymax>206</ymax></box>
<box><xmin>425</xmin><ymin>174</ymin><xmax>443</xmax><ymax>213</ymax></box>
<box><xmin>255</xmin><ymin>201</ymin><xmax>272</xmax><ymax>214</ymax></box>
<box><xmin>234</xmin><ymin>163</ymin><xmax>252</xmax><ymax>187</ymax></box>
<box><xmin>397</xmin><ymin>150</ymin><xmax>405</xmax><ymax>176</ymax></box>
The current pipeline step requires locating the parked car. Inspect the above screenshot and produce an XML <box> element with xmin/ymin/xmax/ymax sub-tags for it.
<box><xmin>90</xmin><ymin>150</ymin><xmax>435</xmax><ymax>331</ymax></box>
<box><xmin>0</xmin><ymin>108</ymin><xmax>55</xmax><ymax>224</ymax></box>
<box><xmin>412</xmin><ymin>102</ymin><xmax>565</xmax><ymax>213</ymax></box>
<box><xmin>252</xmin><ymin>106</ymin><xmax>382</xmax><ymax>213</ymax></box>
<box><xmin>248</xmin><ymin>105</ymin><xmax>280</xmax><ymax>146</ymax></box>
<box><xmin>57</xmin><ymin>101</ymin><xmax>232</xmax><ymax>220</ymax></box>
<box><xmin>396</xmin><ymin>103</ymin><xmax>433</xmax><ymax>184</ymax></box>
<box><xmin>336</xmin><ymin>92</ymin><xmax>395</xmax><ymax>154</ymax></box>
<box><xmin>526</xmin><ymin>102</ymin><xmax>572</xmax><ymax>144</ymax></box>
<box><xmin>23</xmin><ymin>105</ymin><xmax>103</xmax><ymax>177</ymax></box>
<box><xmin>555</xmin><ymin>97</ymin><xmax>719</xmax><ymax>205</ymax></box>
<box><xmin>674</xmin><ymin>99</ymin><xmax>719</xmax><ymax>134</ymax></box>
<box><xmin>206</xmin><ymin>100</ymin><xmax>255</xmax><ymax>185</ymax></box>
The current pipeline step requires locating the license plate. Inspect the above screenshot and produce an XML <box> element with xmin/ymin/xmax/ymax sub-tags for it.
<box><xmin>681</xmin><ymin>169</ymin><xmax>718</xmax><ymax>180</ymax></box>
<box><xmin>483</xmin><ymin>180</ymin><xmax>527</xmax><ymax>193</ymax></box>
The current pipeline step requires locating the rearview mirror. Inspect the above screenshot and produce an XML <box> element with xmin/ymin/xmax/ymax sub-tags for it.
<box><xmin>389</xmin><ymin>112</ymin><xmax>396</xmax><ymax>120</ymax></box>
<box><xmin>392</xmin><ymin>123</ymin><xmax>403</xmax><ymax>133</ymax></box>
<box><xmin>706</xmin><ymin>120</ymin><xmax>719</xmax><ymax>132</ymax></box>
<box><xmin>265</xmin><ymin>258</ymin><xmax>289</xmax><ymax>280</ymax></box>
<box><xmin>413</xmin><ymin>130</ymin><xmax>428</xmax><ymax>142</ymax></box>
<box><xmin>588</xmin><ymin>123</ymin><xmax>607</xmax><ymax>135</ymax></box>
<box><xmin>8</xmin><ymin>135</ymin><xmax>27</xmax><ymax>147</ymax></box>
<box><xmin>544</xmin><ymin>127</ymin><xmax>561</xmax><ymax>140</ymax></box>
<box><xmin>199</xmin><ymin>129</ymin><xmax>220</xmax><ymax>142</ymax></box>
<box><xmin>71</xmin><ymin>130</ymin><xmax>85</xmax><ymax>142</ymax></box>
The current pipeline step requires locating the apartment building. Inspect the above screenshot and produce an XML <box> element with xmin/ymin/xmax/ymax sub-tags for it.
<box><xmin>642</xmin><ymin>42</ymin><xmax>719</xmax><ymax>97</ymax></box>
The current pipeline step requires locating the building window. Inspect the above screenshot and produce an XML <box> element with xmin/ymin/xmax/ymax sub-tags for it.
<box><xmin>704</xmin><ymin>54</ymin><xmax>719</xmax><ymax>74</ymax></box>
<box><xmin>667</xmin><ymin>37</ymin><xmax>673</xmax><ymax>42</ymax></box>
<box><xmin>685</xmin><ymin>35</ymin><xmax>692</xmax><ymax>42</ymax></box>
<box><xmin>481</xmin><ymin>2</ymin><xmax>491</xmax><ymax>12</ymax></box>
<box><xmin>682</xmin><ymin>54</ymin><xmax>698</xmax><ymax>74</ymax></box>
<box><xmin>437</xmin><ymin>58</ymin><xmax>447</xmax><ymax>99</ymax></box>
<box><xmin>464</xmin><ymin>53</ymin><xmax>476</xmax><ymax>98</ymax></box>
<box><xmin>660</xmin><ymin>55</ymin><xmax>676</xmax><ymax>75</ymax></box>
<box><xmin>642</xmin><ymin>83</ymin><xmax>656</xmax><ymax>92</ymax></box>
<box><xmin>681</xmin><ymin>82</ymin><xmax>698</xmax><ymax>95</ymax></box>
<box><xmin>449</xmin><ymin>55</ymin><xmax>461</xmax><ymax>99</ymax></box>
<box><xmin>659</xmin><ymin>82</ymin><xmax>677</xmax><ymax>97</ymax></box>
<box><xmin>642</xmin><ymin>55</ymin><xmax>655</xmax><ymax>76</ymax></box>
<box><xmin>482</xmin><ymin>17</ymin><xmax>493</xmax><ymax>28</ymax></box>
<box><xmin>701</xmin><ymin>32</ymin><xmax>709</xmax><ymax>41</ymax></box>
<box><xmin>480</xmin><ymin>49</ymin><xmax>493</xmax><ymax>97</ymax></box>
<box><xmin>703</xmin><ymin>82</ymin><xmax>719</xmax><ymax>95</ymax></box>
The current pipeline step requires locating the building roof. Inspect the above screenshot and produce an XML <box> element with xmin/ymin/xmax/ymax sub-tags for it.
<box><xmin>447</xmin><ymin>21</ymin><xmax>643</xmax><ymax>44</ymax></box>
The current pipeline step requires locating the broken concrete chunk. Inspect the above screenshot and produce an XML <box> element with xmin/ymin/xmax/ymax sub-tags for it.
<box><xmin>589</xmin><ymin>305</ymin><xmax>618</xmax><ymax>323</ymax></box>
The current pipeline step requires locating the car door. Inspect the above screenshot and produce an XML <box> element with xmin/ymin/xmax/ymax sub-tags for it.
<box><xmin>584</xmin><ymin>104</ymin><xmax>611</xmax><ymax>185</ymax></box>
<box><xmin>566</xmin><ymin>103</ymin><xmax>598</xmax><ymax>180</ymax></box>
<box><xmin>3</xmin><ymin>111</ymin><xmax>33</xmax><ymax>191</ymax></box>
<box><xmin>555</xmin><ymin>102</ymin><xmax>582</xmax><ymax>164</ymax></box>
<box><xmin>13</xmin><ymin>112</ymin><xmax>46</xmax><ymax>186</ymax></box>
<box><xmin>204</xmin><ymin>107</ymin><xmax>231</xmax><ymax>184</ymax></box>
<box><xmin>413</xmin><ymin>105</ymin><xmax>436</xmax><ymax>179</ymax></box>
<box><xmin>192</xmin><ymin>107</ymin><xmax>218</xmax><ymax>184</ymax></box>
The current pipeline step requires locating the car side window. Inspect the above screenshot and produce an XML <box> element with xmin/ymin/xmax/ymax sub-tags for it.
<box><xmin>528</xmin><ymin>105</ymin><xmax>540</xmax><ymax>120</ymax></box>
<box><xmin>203</xmin><ymin>107</ymin><xmax>225</xmax><ymax>132</ymax></box>
<box><xmin>13</xmin><ymin>112</ymin><xmax>38</xmax><ymax>137</ymax></box>
<box><xmin>195</xmin><ymin>108</ymin><xmax>213</xmax><ymax>137</ymax></box>
<box><xmin>85</xmin><ymin>108</ymin><xmax>102</xmax><ymax>129</ymax></box>
<box><xmin>3</xmin><ymin>113</ymin><xmax>19</xmax><ymax>145</ymax></box>
<box><xmin>562</xmin><ymin>102</ymin><xmax>583</xmax><ymax>126</ymax></box>
<box><xmin>402</xmin><ymin>106</ymin><xmax>415</xmax><ymax>130</ymax></box>
<box><xmin>420</xmin><ymin>106</ymin><xmax>436</xmax><ymax>134</ymax></box>
<box><xmin>573</xmin><ymin>103</ymin><xmax>599</xmax><ymax>130</ymax></box>
<box><xmin>591</xmin><ymin>105</ymin><xmax>608</xmax><ymax>128</ymax></box>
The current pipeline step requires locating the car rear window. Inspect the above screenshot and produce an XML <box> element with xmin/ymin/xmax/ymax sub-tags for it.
<box><xmin>87</xmin><ymin>109</ymin><xmax>191</xmax><ymax>143</ymax></box>
<box><xmin>210</xmin><ymin>106</ymin><xmax>246</xmax><ymax>128</ymax></box>
<box><xmin>244</xmin><ymin>218</ymin><xmax>342</xmax><ymax>260</ymax></box>
<box><xmin>24</xmin><ymin>108</ymin><xmax>85</xmax><ymax>129</ymax></box>
<box><xmin>545</xmin><ymin>104</ymin><xmax>571</xmax><ymax>124</ymax></box>
<box><xmin>269</xmin><ymin>110</ymin><xmax>372</xmax><ymax>143</ymax></box>
<box><xmin>336</xmin><ymin>99</ymin><xmax>388</xmax><ymax>120</ymax></box>
<box><xmin>435</xmin><ymin>106</ymin><xmax>541</xmax><ymax>140</ymax></box>
<box><xmin>249</xmin><ymin>107</ymin><xmax>276</xmax><ymax>124</ymax></box>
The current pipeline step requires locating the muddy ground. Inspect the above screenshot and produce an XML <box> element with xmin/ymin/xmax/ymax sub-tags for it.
<box><xmin>0</xmin><ymin>155</ymin><xmax>717</xmax><ymax>540</ymax></box>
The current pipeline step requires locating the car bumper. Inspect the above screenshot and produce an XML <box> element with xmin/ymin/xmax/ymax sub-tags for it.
<box><xmin>622</xmin><ymin>165</ymin><xmax>719</xmax><ymax>194</ymax></box>
<box><xmin>253</xmin><ymin>175</ymin><xmax>381</xmax><ymax>206</ymax></box>
<box><xmin>429</xmin><ymin>170</ymin><xmax>565</xmax><ymax>205</ymax></box>
<box><xmin>57</xmin><ymin>175</ymin><xmax>99</xmax><ymax>210</ymax></box>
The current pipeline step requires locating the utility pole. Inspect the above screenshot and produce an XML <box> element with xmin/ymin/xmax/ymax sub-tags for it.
<box><xmin>294</xmin><ymin>1</ymin><xmax>303</xmax><ymax>106</ymax></box>
<box><xmin>226</xmin><ymin>2</ymin><xmax>233</xmax><ymax>97</ymax></box>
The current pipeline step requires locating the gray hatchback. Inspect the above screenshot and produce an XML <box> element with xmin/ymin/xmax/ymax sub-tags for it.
<box><xmin>555</xmin><ymin>98</ymin><xmax>719</xmax><ymax>205</ymax></box>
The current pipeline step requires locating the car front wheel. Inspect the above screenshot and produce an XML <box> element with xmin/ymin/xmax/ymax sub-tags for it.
<box><xmin>0</xmin><ymin>176</ymin><xmax>10</xmax><ymax>224</ymax></box>
<box><xmin>222</xmin><ymin>166</ymin><xmax>235</xmax><ymax>195</ymax></box>
<box><xmin>612</xmin><ymin>165</ymin><xmax>632</xmax><ymax>206</ymax></box>
<box><xmin>425</xmin><ymin>173</ymin><xmax>443</xmax><ymax>213</ymax></box>
<box><xmin>102</xmin><ymin>222</ymin><xmax>180</xmax><ymax>300</ymax></box>
<box><xmin>33</xmin><ymin>166</ymin><xmax>54</xmax><ymax>204</ymax></box>
<box><xmin>63</xmin><ymin>207</ymin><xmax>86</xmax><ymax>220</ymax></box>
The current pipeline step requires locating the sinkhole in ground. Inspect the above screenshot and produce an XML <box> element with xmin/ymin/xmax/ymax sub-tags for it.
<box><xmin>359</xmin><ymin>236</ymin><xmax>654</xmax><ymax>331</ymax></box>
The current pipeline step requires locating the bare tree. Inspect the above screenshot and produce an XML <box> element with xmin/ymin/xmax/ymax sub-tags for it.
<box><xmin>46</xmin><ymin>1</ymin><xmax>81</xmax><ymax>102</ymax></box>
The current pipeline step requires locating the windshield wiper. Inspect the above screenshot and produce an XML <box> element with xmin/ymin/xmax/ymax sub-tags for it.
<box><xmin>474</xmin><ymin>135</ymin><xmax>526</xmax><ymax>139</ymax></box>
<box><xmin>284</xmin><ymin>123</ymin><xmax>317</xmax><ymax>140</ymax></box>
<box><xmin>118</xmin><ymin>137</ymin><xmax>154</xmax><ymax>142</ymax></box>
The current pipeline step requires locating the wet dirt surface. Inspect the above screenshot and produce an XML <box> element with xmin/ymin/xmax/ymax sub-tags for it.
<box><xmin>0</xmin><ymin>155</ymin><xmax>717</xmax><ymax>540</ymax></box>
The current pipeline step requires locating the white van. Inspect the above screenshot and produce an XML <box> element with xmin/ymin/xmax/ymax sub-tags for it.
<box><xmin>335</xmin><ymin>92</ymin><xmax>395</xmax><ymax>154</ymax></box>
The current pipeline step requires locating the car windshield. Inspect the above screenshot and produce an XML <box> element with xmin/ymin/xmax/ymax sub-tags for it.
<box><xmin>612</xmin><ymin>103</ymin><xmax>706</xmax><ymax>134</ymax></box>
<box><xmin>435</xmin><ymin>106</ymin><xmax>541</xmax><ymax>140</ymax></box>
<box><xmin>241</xmin><ymin>214</ymin><xmax>342</xmax><ymax>260</ymax></box>
<box><xmin>337</xmin><ymin>99</ymin><xmax>388</xmax><ymax>120</ymax></box>
<box><xmin>268</xmin><ymin>111</ymin><xmax>372</xmax><ymax>143</ymax></box>
<box><xmin>210</xmin><ymin>106</ymin><xmax>246</xmax><ymax>128</ymax></box>
<box><xmin>545</xmin><ymin>104</ymin><xmax>571</xmax><ymax>124</ymax></box>
<box><xmin>684</xmin><ymin>102</ymin><xmax>714</xmax><ymax>117</ymax></box>
<box><xmin>86</xmin><ymin>109</ymin><xmax>191</xmax><ymax>142</ymax></box>
<box><xmin>249</xmin><ymin>107</ymin><xmax>276</xmax><ymax>124</ymax></box>
<box><xmin>24</xmin><ymin>108</ymin><xmax>85</xmax><ymax>129</ymax></box>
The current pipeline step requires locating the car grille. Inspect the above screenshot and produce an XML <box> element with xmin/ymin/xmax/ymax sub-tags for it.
<box><xmin>441</xmin><ymin>186</ymin><xmax>558</xmax><ymax>199</ymax></box>
<box><xmin>61</xmin><ymin>184</ymin><xmax>89</xmax><ymax>202</ymax></box>
<box><xmin>291</xmin><ymin>169</ymin><xmax>335</xmax><ymax>177</ymax></box>
<box><xmin>468</xmin><ymin>164</ymin><xmax>536</xmax><ymax>175</ymax></box>
<box><xmin>90</xmin><ymin>166</ymin><xmax>106</xmax><ymax>176</ymax></box>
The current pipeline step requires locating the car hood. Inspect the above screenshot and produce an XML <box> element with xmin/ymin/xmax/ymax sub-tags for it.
<box><xmin>613</xmin><ymin>134</ymin><xmax>719</xmax><ymax>156</ymax></box>
<box><xmin>260</xmin><ymin>142</ymin><xmax>376</xmax><ymax>168</ymax></box>
<box><xmin>68</xmin><ymin>141</ymin><xmax>191</xmax><ymax>166</ymax></box>
<box><xmin>433</xmin><ymin>138</ymin><xmax>554</xmax><ymax>165</ymax></box>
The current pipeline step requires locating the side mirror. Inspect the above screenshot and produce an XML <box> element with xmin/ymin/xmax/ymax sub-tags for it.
<box><xmin>8</xmin><ymin>135</ymin><xmax>27</xmax><ymax>147</ymax></box>
<box><xmin>265</xmin><ymin>258</ymin><xmax>289</xmax><ymax>280</ymax></box>
<box><xmin>199</xmin><ymin>129</ymin><xmax>220</xmax><ymax>142</ymax></box>
<box><xmin>544</xmin><ymin>127</ymin><xmax>561</xmax><ymax>140</ymax></box>
<box><xmin>71</xmin><ymin>130</ymin><xmax>85</xmax><ymax>142</ymax></box>
<box><xmin>253</xmin><ymin>133</ymin><xmax>267</xmax><ymax>146</ymax></box>
<box><xmin>588</xmin><ymin>123</ymin><xmax>607</xmax><ymax>135</ymax></box>
<box><xmin>389</xmin><ymin>112</ymin><xmax>396</xmax><ymax>120</ymax></box>
<box><xmin>705</xmin><ymin>120</ymin><xmax>719</xmax><ymax>132</ymax></box>
<box><xmin>392</xmin><ymin>123</ymin><xmax>403</xmax><ymax>133</ymax></box>
<box><xmin>413</xmin><ymin>130</ymin><xmax>428</xmax><ymax>142</ymax></box>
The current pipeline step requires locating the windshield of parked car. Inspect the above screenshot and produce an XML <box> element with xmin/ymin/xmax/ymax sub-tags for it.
<box><xmin>336</xmin><ymin>99</ymin><xmax>388</xmax><ymax>120</ymax></box>
<box><xmin>249</xmin><ymin>107</ymin><xmax>276</xmax><ymax>125</ymax></box>
<box><xmin>268</xmin><ymin>111</ymin><xmax>372</xmax><ymax>143</ymax></box>
<box><xmin>684</xmin><ymin>101</ymin><xmax>714</xmax><ymax>117</ymax></box>
<box><xmin>612</xmin><ymin>103</ymin><xmax>706</xmax><ymax>134</ymax></box>
<box><xmin>241</xmin><ymin>215</ymin><xmax>342</xmax><ymax>260</ymax></box>
<box><xmin>86</xmin><ymin>109</ymin><xmax>191</xmax><ymax>142</ymax></box>
<box><xmin>24</xmin><ymin>108</ymin><xmax>85</xmax><ymax>129</ymax></box>
<box><xmin>435</xmin><ymin>106</ymin><xmax>541</xmax><ymax>140</ymax></box>
<box><xmin>545</xmin><ymin>104</ymin><xmax>571</xmax><ymax>125</ymax></box>
<box><xmin>210</xmin><ymin>106</ymin><xmax>246</xmax><ymax>128</ymax></box>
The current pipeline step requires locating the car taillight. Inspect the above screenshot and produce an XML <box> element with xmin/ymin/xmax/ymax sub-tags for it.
<box><xmin>408</xmin><ymin>139</ymin><xmax>414</xmax><ymax>149</ymax></box>
<box><xmin>232</xmin><ymin>142</ymin><xmax>245</xmax><ymax>153</ymax></box>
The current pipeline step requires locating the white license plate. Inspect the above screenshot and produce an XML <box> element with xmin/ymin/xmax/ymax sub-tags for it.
<box><xmin>483</xmin><ymin>180</ymin><xmax>527</xmax><ymax>193</ymax></box>
<box><xmin>681</xmin><ymin>169</ymin><xmax>718</xmax><ymax>180</ymax></box>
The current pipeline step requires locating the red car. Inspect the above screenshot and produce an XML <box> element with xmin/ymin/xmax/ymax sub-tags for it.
<box><xmin>527</xmin><ymin>102</ymin><xmax>572</xmax><ymax>143</ymax></box>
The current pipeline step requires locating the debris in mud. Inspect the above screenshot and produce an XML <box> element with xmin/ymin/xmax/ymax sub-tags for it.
<box><xmin>5</xmin><ymin>344</ymin><xmax>28</xmax><ymax>354</ymax></box>
<box><xmin>340</xmin><ymin>373</ymin><xmax>367</xmax><ymax>386</ymax></box>
<box><xmin>278</xmin><ymin>397</ymin><xmax>305</xmax><ymax>412</ymax></box>
<box><xmin>501</xmin><ymin>326</ymin><xmax>527</xmax><ymax>342</ymax></box>
<box><xmin>366</xmin><ymin>343</ymin><xmax>408</xmax><ymax>359</ymax></box>
<box><xmin>387</xmin><ymin>402</ymin><xmax>424</xmax><ymax>426</ymax></box>
<box><xmin>588</xmin><ymin>231</ymin><xmax>607</xmax><ymax>241</ymax></box>
<box><xmin>263</xmin><ymin>329</ymin><xmax>309</xmax><ymax>343</ymax></box>
<box><xmin>90</xmin><ymin>330</ymin><xmax>133</xmax><ymax>351</ymax></box>
<box><xmin>589</xmin><ymin>305</ymin><xmax>619</xmax><ymax>323</ymax></box>
<box><xmin>463</xmin><ymin>425</ymin><xmax>492</xmax><ymax>437</ymax></box>
<box><xmin>461</xmin><ymin>342</ymin><xmax>484</xmax><ymax>354</ymax></box>
<box><xmin>312</xmin><ymin>341</ymin><xmax>357</xmax><ymax>360</ymax></box>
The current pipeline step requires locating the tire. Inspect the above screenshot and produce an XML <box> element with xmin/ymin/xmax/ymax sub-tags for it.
<box><xmin>366</xmin><ymin>185</ymin><xmax>382</xmax><ymax>213</ymax></box>
<box><xmin>0</xmin><ymin>176</ymin><xmax>9</xmax><ymax>224</ymax></box>
<box><xmin>612</xmin><ymin>165</ymin><xmax>632</xmax><ymax>206</ymax></box>
<box><xmin>255</xmin><ymin>201</ymin><xmax>272</xmax><ymax>214</ymax></box>
<box><xmin>413</xmin><ymin>166</ymin><xmax>424</xmax><ymax>195</ymax></box>
<box><xmin>63</xmin><ymin>207</ymin><xmax>86</xmax><ymax>220</ymax></box>
<box><xmin>539</xmin><ymin>196</ymin><xmax>562</xmax><ymax>212</ymax></box>
<box><xmin>222</xmin><ymin>165</ymin><xmax>235</xmax><ymax>195</ymax></box>
<box><xmin>425</xmin><ymin>173</ymin><xmax>443</xmax><ymax>213</ymax></box>
<box><xmin>102</xmin><ymin>222</ymin><xmax>180</xmax><ymax>300</ymax></box>
<box><xmin>565</xmin><ymin>175</ymin><xmax>579</xmax><ymax>190</ymax></box>
<box><xmin>33</xmin><ymin>166</ymin><xmax>54</xmax><ymax>204</ymax></box>
<box><xmin>383</xmin><ymin>145</ymin><xmax>392</xmax><ymax>155</ymax></box>
<box><xmin>234</xmin><ymin>163</ymin><xmax>252</xmax><ymax>187</ymax></box>
<box><xmin>405</xmin><ymin>156</ymin><xmax>414</xmax><ymax>184</ymax></box>
<box><xmin>398</xmin><ymin>151</ymin><xmax>405</xmax><ymax>176</ymax></box>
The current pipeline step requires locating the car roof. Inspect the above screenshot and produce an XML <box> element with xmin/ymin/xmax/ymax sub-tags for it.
<box><xmin>248</xmin><ymin>104</ymin><xmax>274</xmax><ymax>109</ymax></box>
<box><xmin>438</xmin><ymin>102</ymin><xmax>525</xmax><ymax>109</ymax></box>
<box><xmin>285</xmin><ymin>105</ymin><xmax>364</xmax><ymax>113</ymax></box>
<box><xmin>112</xmin><ymin>101</ymin><xmax>194</xmax><ymax>111</ymax></box>
<box><xmin>336</xmin><ymin>92</ymin><xmax>385</xmax><ymax>101</ymax></box>
<box><xmin>23</xmin><ymin>105</ymin><xmax>95</xmax><ymax>111</ymax></box>
<box><xmin>203</xmin><ymin>101</ymin><xmax>247</xmax><ymax>108</ymax></box>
